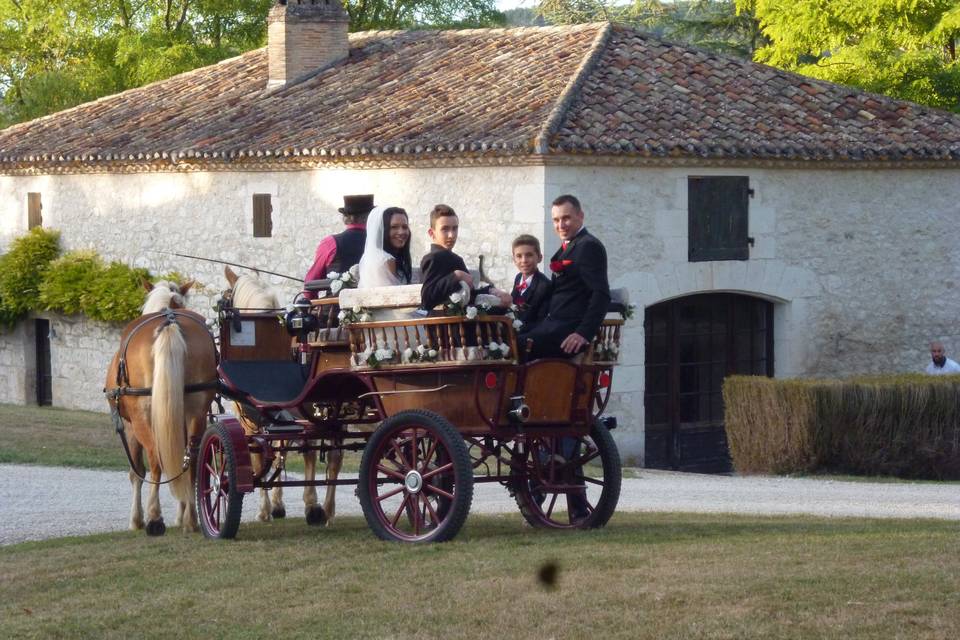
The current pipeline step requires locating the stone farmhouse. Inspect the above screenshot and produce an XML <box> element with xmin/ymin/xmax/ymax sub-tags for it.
<box><xmin>2</xmin><ymin>0</ymin><xmax>960</xmax><ymax>470</ymax></box>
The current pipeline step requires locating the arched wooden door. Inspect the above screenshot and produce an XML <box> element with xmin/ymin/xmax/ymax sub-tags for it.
<box><xmin>644</xmin><ymin>293</ymin><xmax>773</xmax><ymax>473</ymax></box>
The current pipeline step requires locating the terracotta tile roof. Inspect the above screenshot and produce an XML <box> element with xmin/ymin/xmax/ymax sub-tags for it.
<box><xmin>552</xmin><ymin>26</ymin><xmax>960</xmax><ymax>161</ymax></box>
<box><xmin>2</xmin><ymin>22</ymin><xmax>959</xmax><ymax>169</ymax></box>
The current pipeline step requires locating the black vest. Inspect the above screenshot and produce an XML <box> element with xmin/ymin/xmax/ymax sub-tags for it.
<box><xmin>329</xmin><ymin>228</ymin><xmax>366</xmax><ymax>274</ymax></box>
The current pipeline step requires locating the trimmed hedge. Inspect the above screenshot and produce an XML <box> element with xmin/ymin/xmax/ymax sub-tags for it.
<box><xmin>724</xmin><ymin>375</ymin><xmax>960</xmax><ymax>480</ymax></box>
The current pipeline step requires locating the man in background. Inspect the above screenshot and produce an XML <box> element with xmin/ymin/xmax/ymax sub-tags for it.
<box><xmin>925</xmin><ymin>341</ymin><xmax>960</xmax><ymax>374</ymax></box>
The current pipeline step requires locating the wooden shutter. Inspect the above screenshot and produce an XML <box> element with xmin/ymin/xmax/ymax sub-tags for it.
<box><xmin>253</xmin><ymin>194</ymin><xmax>272</xmax><ymax>237</ymax></box>
<box><xmin>688</xmin><ymin>176</ymin><xmax>750</xmax><ymax>262</ymax></box>
<box><xmin>27</xmin><ymin>193</ymin><xmax>42</xmax><ymax>229</ymax></box>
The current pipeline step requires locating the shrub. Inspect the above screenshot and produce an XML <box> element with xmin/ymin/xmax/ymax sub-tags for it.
<box><xmin>38</xmin><ymin>250</ymin><xmax>105</xmax><ymax>315</ymax></box>
<box><xmin>724</xmin><ymin>375</ymin><xmax>960</xmax><ymax>480</ymax></box>
<box><xmin>80</xmin><ymin>261</ymin><xmax>152</xmax><ymax>323</ymax></box>
<box><xmin>0</xmin><ymin>228</ymin><xmax>61</xmax><ymax>328</ymax></box>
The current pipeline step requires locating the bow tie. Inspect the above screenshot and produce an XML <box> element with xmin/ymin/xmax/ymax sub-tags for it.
<box><xmin>518</xmin><ymin>280</ymin><xmax>529</xmax><ymax>293</ymax></box>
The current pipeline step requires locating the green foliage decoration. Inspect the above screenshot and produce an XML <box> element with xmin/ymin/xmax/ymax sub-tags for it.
<box><xmin>79</xmin><ymin>261</ymin><xmax>153</xmax><ymax>323</ymax></box>
<box><xmin>0</xmin><ymin>227</ymin><xmax>61</xmax><ymax>328</ymax></box>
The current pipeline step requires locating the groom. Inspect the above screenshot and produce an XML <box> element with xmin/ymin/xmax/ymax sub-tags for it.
<box><xmin>519</xmin><ymin>194</ymin><xmax>610</xmax><ymax>360</ymax></box>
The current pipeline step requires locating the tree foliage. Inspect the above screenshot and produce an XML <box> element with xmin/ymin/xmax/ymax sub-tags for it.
<box><xmin>0</xmin><ymin>0</ymin><xmax>503</xmax><ymax>127</ymax></box>
<box><xmin>738</xmin><ymin>0</ymin><xmax>960</xmax><ymax>111</ymax></box>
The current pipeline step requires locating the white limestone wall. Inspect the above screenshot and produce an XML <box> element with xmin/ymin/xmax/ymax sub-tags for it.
<box><xmin>0</xmin><ymin>322</ymin><xmax>34</xmax><ymax>405</ymax></box>
<box><xmin>547</xmin><ymin>165</ymin><xmax>960</xmax><ymax>462</ymax></box>
<box><xmin>0</xmin><ymin>165</ymin><xmax>547</xmax><ymax>411</ymax></box>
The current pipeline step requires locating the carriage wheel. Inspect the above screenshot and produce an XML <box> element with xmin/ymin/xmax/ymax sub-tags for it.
<box><xmin>196</xmin><ymin>423</ymin><xmax>244</xmax><ymax>539</ymax></box>
<box><xmin>358</xmin><ymin>410</ymin><xmax>473</xmax><ymax>543</ymax></box>
<box><xmin>513</xmin><ymin>419</ymin><xmax>621</xmax><ymax>529</ymax></box>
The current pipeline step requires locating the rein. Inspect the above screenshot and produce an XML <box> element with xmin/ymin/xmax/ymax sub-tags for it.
<box><xmin>105</xmin><ymin>308</ymin><xmax>220</xmax><ymax>485</ymax></box>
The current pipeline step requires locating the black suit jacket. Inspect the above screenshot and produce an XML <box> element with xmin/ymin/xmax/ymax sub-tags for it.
<box><xmin>420</xmin><ymin>244</ymin><xmax>468</xmax><ymax>310</ymax></box>
<box><xmin>511</xmin><ymin>270</ymin><xmax>552</xmax><ymax>324</ymax></box>
<box><xmin>546</xmin><ymin>227</ymin><xmax>610</xmax><ymax>341</ymax></box>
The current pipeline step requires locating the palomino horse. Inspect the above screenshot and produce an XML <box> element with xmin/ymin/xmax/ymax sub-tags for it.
<box><xmin>105</xmin><ymin>280</ymin><xmax>218</xmax><ymax>535</ymax></box>
<box><xmin>223</xmin><ymin>266</ymin><xmax>343</xmax><ymax>525</ymax></box>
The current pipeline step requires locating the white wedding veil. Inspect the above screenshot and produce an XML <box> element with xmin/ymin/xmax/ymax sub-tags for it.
<box><xmin>358</xmin><ymin>206</ymin><xmax>401</xmax><ymax>288</ymax></box>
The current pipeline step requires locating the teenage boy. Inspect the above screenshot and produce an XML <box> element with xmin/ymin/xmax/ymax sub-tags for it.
<box><xmin>510</xmin><ymin>234</ymin><xmax>552</xmax><ymax>324</ymax></box>
<box><xmin>419</xmin><ymin>204</ymin><xmax>511</xmax><ymax>311</ymax></box>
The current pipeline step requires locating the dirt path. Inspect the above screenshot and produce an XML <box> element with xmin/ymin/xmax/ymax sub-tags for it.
<box><xmin>2</xmin><ymin>464</ymin><xmax>957</xmax><ymax>546</ymax></box>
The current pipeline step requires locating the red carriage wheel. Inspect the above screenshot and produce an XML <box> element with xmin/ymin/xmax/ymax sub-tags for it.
<box><xmin>513</xmin><ymin>419</ymin><xmax>621</xmax><ymax>529</ymax></box>
<box><xmin>358</xmin><ymin>410</ymin><xmax>473</xmax><ymax>543</ymax></box>
<box><xmin>196</xmin><ymin>423</ymin><xmax>244</xmax><ymax>539</ymax></box>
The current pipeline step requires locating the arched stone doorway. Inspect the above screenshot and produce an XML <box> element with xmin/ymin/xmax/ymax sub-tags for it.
<box><xmin>644</xmin><ymin>293</ymin><xmax>774</xmax><ymax>472</ymax></box>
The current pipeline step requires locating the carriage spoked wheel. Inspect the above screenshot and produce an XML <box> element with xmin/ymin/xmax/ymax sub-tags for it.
<box><xmin>196</xmin><ymin>423</ymin><xmax>244</xmax><ymax>539</ymax></box>
<box><xmin>358</xmin><ymin>410</ymin><xmax>473</xmax><ymax>543</ymax></box>
<box><xmin>513</xmin><ymin>419</ymin><xmax>621</xmax><ymax>529</ymax></box>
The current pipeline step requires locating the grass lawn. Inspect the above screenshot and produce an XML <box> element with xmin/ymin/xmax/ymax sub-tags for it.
<box><xmin>0</xmin><ymin>403</ymin><xmax>360</xmax><ymax>473</ymax></box>
<box><xmin>2</xmin><ymin>513</ymin><xmax>958</xmax><ymax>639</ymax></box>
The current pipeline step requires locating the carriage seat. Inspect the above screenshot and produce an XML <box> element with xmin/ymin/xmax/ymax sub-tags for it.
<box><xmin>219</xmin><ymin>360</ymin><xmax>310</xmax><ymax>406</ymax></box>
<box><xmin>339</xmin><ymin>284</ymin><xmax>424</xmax><ymax>320</ymax></box>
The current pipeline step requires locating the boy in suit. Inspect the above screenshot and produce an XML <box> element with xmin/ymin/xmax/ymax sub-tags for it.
<box><xmin>419</xmin><ymin>204</ymin><xmax>511</xmax><ymax>311</ymax></box>
<box><xmin>510</xmin><ymin>234</ymin><xmax>552</xmax><ymax>324</ymax></box>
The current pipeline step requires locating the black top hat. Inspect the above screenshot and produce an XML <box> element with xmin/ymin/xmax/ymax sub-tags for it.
<box><xmin>339</xmin><ymin>194</ymin><xmax>375</xmax><ymax>216</ymax></box>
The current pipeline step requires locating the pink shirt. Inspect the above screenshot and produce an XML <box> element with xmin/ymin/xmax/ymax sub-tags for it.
<box><xmin>302</xmin><ymin>223</ymin><xmax>366</xmax><ymax>299</ymax></box>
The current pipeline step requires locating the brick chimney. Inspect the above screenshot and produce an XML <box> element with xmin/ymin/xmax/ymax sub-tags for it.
<box><xmin>267</xmin><ymin>0</ymin><xmax>350</xmax><ymax>90</ymax></box>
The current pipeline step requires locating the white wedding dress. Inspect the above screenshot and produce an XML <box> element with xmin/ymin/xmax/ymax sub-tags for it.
<box><xmin>358</xmin><ymin>207</ymin><xmax>402</xmax><ymax>288</ymax></box>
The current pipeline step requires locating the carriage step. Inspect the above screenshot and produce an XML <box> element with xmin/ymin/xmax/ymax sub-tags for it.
<box><xmin>264</xmin><ymin>425</ymin><xmax>306</xmax><ymax>434</ymax></box>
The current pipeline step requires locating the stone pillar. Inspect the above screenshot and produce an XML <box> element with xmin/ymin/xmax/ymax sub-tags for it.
<box><xmin>267</xmin><ymin>0</ymin><xmax>350</xmax><ymax>90</ymax></box>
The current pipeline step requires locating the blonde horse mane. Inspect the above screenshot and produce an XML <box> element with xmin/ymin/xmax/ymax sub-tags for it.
<box><xmin>232</xmin><ymin>274</ymin><xmax>279</xmax><ymax>310</ymax></box>
<box><xmin>143</xmin><ymin>281</ymin><xmax>185</xmax><ymax>314</ymax></box>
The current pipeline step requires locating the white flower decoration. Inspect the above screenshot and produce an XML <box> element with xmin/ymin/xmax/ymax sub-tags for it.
<box><xmin>416</xmin><ymin>344</ymin><xmax>427</xmax><ymax>355</ymax></box>
<box><xmin>465</xmin><ymin>306</ymin><xmax>478</xmax><ymax>320</ymax></box>
<box><xmin>348</xmin><ymin>264</ymin><xmax>360</xmax><ymax>280</ymax></box>
<box><xmin>512</xmin><ymin>319</ymin><xmax>523</xmax><ymax>329</ymax></box>
<box><xmin>337</xmin><ymin>310</ymin><xmax>347</xmax><ymax>321</ymax></box>
<box><xmin>340</xmin><ymin>272</ymin><xmax>351</xmax><ymax>282</ymax></box>
<box><xmin>488</xmin><ymin>341</ymin><xmax>499</xmax><ymax>351</ymax></box>
<box><xmin>449</xmin><ymin>291</ymin><xmax>463</xmax><ymax>304</ymax></box>
<box><xmin>428</xmin><ymin>349</ymin><xmax>438</xmax><ymax>358</ymax></box>
<box><xmin>327</xmin><ymin>271</ymin><xmax>340</xmax><ymax>280</ymax></box>
<box><xmin>500</xmin><ymin>343</ymin><xmax>510</xmax><ymax>357</ymax></box>
<box><xmin>402</xmin><ymin>348</ymin><xmax>413</xmax><ymax>363</ymax></box>
<box><xmin>353</xmin><ymin>305</ymin><xmax>362</xmax><ymax>313</ymax></box>
<box><xmin>360</xmin><ymin>313</ymin><xmax>373</xmax><ymax>322</ymax></box>
<box><xmin>330</xmin><ymin>279</ymin><xmax>344</xmax><ymax>294</ymax></box>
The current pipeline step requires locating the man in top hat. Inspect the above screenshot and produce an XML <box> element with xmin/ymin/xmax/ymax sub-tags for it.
<box><xmin>302</xmin><ymin>194</ymin><xmax>375</xmax><ymax>300</ymax></box>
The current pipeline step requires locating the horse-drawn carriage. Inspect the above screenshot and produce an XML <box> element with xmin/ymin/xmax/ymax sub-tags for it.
<box><xmin>198</xmin><ymin>277</ymin><xmax>625</xmax><ymax>543</ymax></box>
<box><xmin>108</xmin><ymin>274</ymin><xmax>625</xmax><ymax>543</ymax></box>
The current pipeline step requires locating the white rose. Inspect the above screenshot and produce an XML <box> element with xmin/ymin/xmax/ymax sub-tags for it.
<box><xmin>428</xmin><ymin>349</ymin><xmax>438</xmax><ymax>358</ymax></box>
<box><xmin>349</xmin><ymin>264</ymin><xmax>360</xmax><ymax>279</ymax></box>
<box><xmin>416</xmin><ymin>344</ymin><xmax>427</xmax><ymax>355</ymax></box>
<box><xmin>337</xmin><ymin>310</ymin><xmax>347</xmax><ymax>321</ymax></box>
<box><xmin>513</xmin><ymin>319</ymin><xmax>523</xmax><ymax>330</ymax></box>
<box><xmin>465</xmin><ymin>306</ymin><xmax>478</xmax><ymax>320</ymax></box>
<box><xmin>500</xmin><ymin>343</ymin><xmax>510</xmax><ymax>357</ymax></box>
<box><xmin>402</xmin><ymin>348</ymin><xmax>413</xmax><ymax>362</ymax></box>
<box><xmin>340</xmin><ymin>272</ymin><xmax>351</xmax><ymax>282</ymax></box>
<box><xmin>449</xmin><ymin>291</ymin><xmax>463</xmax><ymax>304</ymax></box>
<box><xmin>352</xmin><ymin>305</ymin><xmax>362</xmax><ymax>313</ymax></box>
<box><xmin>375</xmin><ymin>348</ymin><xmax>391</xmax><ymax>361</ymax></box>
<box><xmin>505</xmin><ymin>311</ymin><xmax>515</xmax><ymax>320</ymax></box>
<box><xmin>488</xmin><ymin>341</ymin><xmax>499</xmax><ymax>351</ymax></box>
<box><xmin>360</xmin><ymin>313</ymin><xmax>373</xmax><ymax>322</ymax></box>
<box><xmin>330</xmin><ymin>279</ymin><xmax>344</xmax><ymax>294</ymax></box>
<box><xmin>327</xmin><ymin>271</ymin><xmax>340</xmax><ymax>280</ymax></box>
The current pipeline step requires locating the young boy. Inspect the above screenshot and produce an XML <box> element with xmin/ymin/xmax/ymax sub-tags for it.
<box><xmin>419</xmin><ymin>204</ymin><xmax>512</xmax><ymax>311</ymax></box>
<box><xmin>510</xmin><ymin>234</ymin><xmax>552</xmax><ymax>324</ymax></box>
<box><xmin>419</xmin><ymin>204</ymin><xmax>474</xmax><ymax>311</ymax></box>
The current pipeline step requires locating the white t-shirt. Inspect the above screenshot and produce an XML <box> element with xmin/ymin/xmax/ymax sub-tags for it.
<box><xmin>925</xmin><ymin>357</ymin><xmax>960</xmax><ymax>374</ymax></box>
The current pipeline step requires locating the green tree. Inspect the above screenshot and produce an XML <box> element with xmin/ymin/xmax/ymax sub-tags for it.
<box><xmin>0</xmin><ymin>1</ymin><xmax>504</xmax><ymax>127</ymax></box>
<box><xmin>738</xmin><ymin>0</ymin><xmax>960</xmax><ymax>111</ymax></box>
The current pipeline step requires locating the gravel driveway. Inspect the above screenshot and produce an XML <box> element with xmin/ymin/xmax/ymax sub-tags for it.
<box><xmin>1</xmin><ymin>464</ymin><xmax>957</xmax><ymax>546</ymax></box>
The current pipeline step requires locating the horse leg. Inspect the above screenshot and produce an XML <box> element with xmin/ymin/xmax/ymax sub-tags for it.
<box><xmin>271</xmin><ymin>445</ymin><xmax>287</xmax><ymax>519</ymax></box>
<box><xmin>127</xmin><ymin>426</ymin><xmax>146</xmax><ymax>530</ymax></box>
<box><xmin>144</xmin><ymin>449</ymin><xmax>166</xmax><ymax>536</ymax></box>
<box><xmin>322</xmin><ymin>447</ymin><xmax>344</xmax><ymax>524</ymax></box>
<box><xmin>303</xmin><ymin>443</ymin><xmax>325</xmax><ymax>526</ymax></box>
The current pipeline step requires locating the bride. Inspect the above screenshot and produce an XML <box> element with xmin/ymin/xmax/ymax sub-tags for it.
<box><xmin>358</xmin><ymin>206</ymin><xmax>413</xmax><ymax>288</ymax></box>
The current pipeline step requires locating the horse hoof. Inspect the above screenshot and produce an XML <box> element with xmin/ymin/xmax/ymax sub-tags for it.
<box><xmin>271</xmin><ymin>506</ymin><xmax>286</xmax><ymax>520</ymax></box>
<box><xmin>145</xmin><ymin>519</ymin><xmax>166</xmax><ymax>536</ymax></box>
<box><xmin>305</xmin><ymin>505</ymin><xmax>327</xmax><ymax>526</ymax></box>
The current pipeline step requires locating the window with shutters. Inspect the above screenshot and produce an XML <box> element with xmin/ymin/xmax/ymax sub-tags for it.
<box><xmin>688</xmin><ymin>176</ymin><xmax>751</xmax><ymax>262</ymax></box>
<box><xmin>253</xmin><ymin>194</ymin><xmax>273</xmax><ymax>238</ymax></box>
<box><xmin>27</xmin><ymin>192</ymin><xmax>42</xmax><ymax>229</ymax></box>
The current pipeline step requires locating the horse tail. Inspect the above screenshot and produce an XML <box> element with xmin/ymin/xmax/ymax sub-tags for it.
<box><xmin>151</xmin><ymin>321</ymin><xmax>190</xmax><ymax>503</ymax></box>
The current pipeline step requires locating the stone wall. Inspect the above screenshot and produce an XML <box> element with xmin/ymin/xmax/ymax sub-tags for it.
<box><xmin>547</xmin><ymin>164</ymin><xmax>960</xmax><ymax>461</ymax></box>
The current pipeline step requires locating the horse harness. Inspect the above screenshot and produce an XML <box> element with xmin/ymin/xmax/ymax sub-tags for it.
<box><xmin>104</xmin><ymin>309</ymin><xmax>220</xmax><ymax>485</ymax></box>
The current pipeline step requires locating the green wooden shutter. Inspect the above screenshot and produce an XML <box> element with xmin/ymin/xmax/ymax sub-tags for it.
<box><xmin>688</xmin><ymin>177</ymin><xmax>750</xmax><ymax>262</ymax></box>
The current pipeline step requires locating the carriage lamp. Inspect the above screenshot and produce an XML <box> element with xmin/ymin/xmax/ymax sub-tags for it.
<box><xmin>599</xmin><ymin>416</ymin><xmax>617</xmax><ymax>430</ymax></box>
<box><xmin>597</xmin><ymin>371</ymin><xmax>611</xmax><ymax>388</ymax></box>
<box><xmin>508</xmin><ymin>395</ymin><xmax>531</xmax><ymax>424</ymax></box>
<box><xmin>483</xmin><ymin>371</ymin><xmax>498</xmax><ymax>389</ymax></box>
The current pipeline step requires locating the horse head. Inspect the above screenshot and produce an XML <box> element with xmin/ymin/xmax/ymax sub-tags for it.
<box><xmin>224</xmin><ymin>266</ymin><xmax>279</xmax><ymax>310</ymax></box>
<box><xmin>142</xmin><ymin>279</ymin><xmax>194</xmax><ymax>314</ymax></box>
